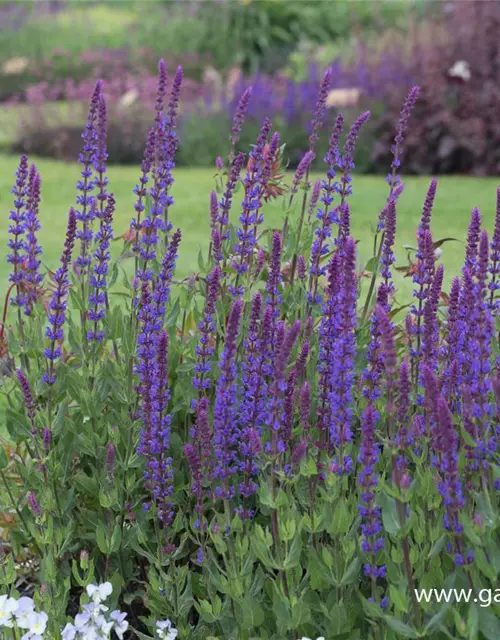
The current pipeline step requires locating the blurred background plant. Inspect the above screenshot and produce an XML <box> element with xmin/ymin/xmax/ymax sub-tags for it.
<box><xmin>0</xmin><ymin>0</ymin><xmax>432</xmax><ymax>170</ymax></box>
<box><xmin>0</xmin><ymin>0</ymin><xmax>499</xmax><ymax>173</ymax></box>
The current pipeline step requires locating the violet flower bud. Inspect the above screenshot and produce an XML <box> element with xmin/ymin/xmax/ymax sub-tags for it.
<box><xmin>464</xmin><ymin>207</ymin><xmax>482</xmax><ymax>275</ymax></box>
<box><xmin>42</xmin><ymin>428</ymin><xmax>51</xmax><ymax>450</ymax></box>
<box><xmin>106</xmin><ymin>443</ymin><xmax>115</xmax><ymax>476</ymax></box>
<box><xmin>297</xmin><ymin>254</ymin><xmax>306</xmax><ymax>280</ymax></box>
<box><xmin>291</xmin><ymin>440</ymin><xmax>308</xmax><ymax>465</ymax></box>
<box><xmin>230</xmin><ymin>87</ymin><xmax>252</xmax><ymax>149</ymax></box>
<box><xmin>299</xmin><ymin>381</ymin><xmax>311</xmax><ymax>430</ymax></box>
<box><xmin>309</xmin><ymin>67</ymin><xmax>332</xmax><ymax>150</ymax></box>
<box><xmin>16</xmin><ymin>368</ymin><xmax>36</xmax><ymax>428</ymax></box>
<box><xmin>28</xmin><ymin>492</ymin><xmax>42</xmax><ymax>517</ymax></box>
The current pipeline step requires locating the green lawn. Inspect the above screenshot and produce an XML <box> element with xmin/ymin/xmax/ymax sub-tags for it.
<box><xmin>0</xmin><ymin>153</ymin><xmax>498</xmax><ymax>305</ymax></box>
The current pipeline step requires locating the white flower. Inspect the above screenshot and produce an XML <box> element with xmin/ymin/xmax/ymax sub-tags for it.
<box><xmin>110</xmin><ymin>610</ymin><xmax>129</xmax><ymax>639</ymax></box>
<box><xmin>14</xmin><ymin>597</ymin><xmax>36</xmax><ymax>629</ymax></box>
<box><xmin>23</xmin><ymin>610</ymin><xmax>48</xmax><ymax>638</ymax></box>
<box><xmin>156</xmin><ymin>619</ymin><xmax>179</xmax><ymax>640</ymax></box>
<box><xmin>0</xmin><ymin>594</ymin><xmax>18</xmax><ymax>627</ymax></box>
<box><xmin>86</xmin><ymin>583</ymin><xmax>113</xmax><ymax>604</ymax></box>
<box><xmin>448</xmin><ymin>60</ymin><xmax>471</xmax><ymax>81</ymax></box>
<box><xmin>75</xmin><ymin>610</ymin><xmax>92</xmax><ymax>629</ymax></box>
<box><xmin>61</xmin><ymin>623</ymin><xmax>77</xmax><ymax>640</ymax></box>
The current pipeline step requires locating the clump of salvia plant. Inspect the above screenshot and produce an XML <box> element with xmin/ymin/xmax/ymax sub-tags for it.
<box><xmin>1</xmin><ymin>57</ymin><xmax>500</xmax><ymax>640</ymax></box>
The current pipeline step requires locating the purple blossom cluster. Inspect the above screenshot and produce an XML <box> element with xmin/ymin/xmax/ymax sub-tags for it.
<box><xmin>9</xmin><ymin>58</ymin><xmax>500</xmax><ymax>616</ymax></box>
<box><xmin>43</xmin><ymin>209</ymin><xmax>77</xmax><ymax>385</ymax></box>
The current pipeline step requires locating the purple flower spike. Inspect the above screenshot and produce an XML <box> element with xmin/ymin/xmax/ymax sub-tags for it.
<box><xmin>241</xmin><ymin>302</ymin><xmax>273</xmax><ymax>444</ymax></box>
<box><xmin>193</xmin><ymin>265</ymin><xmax>221</xmax><ymax>394</ymax></box>
<box><xmin>380</xmin><ymin>198</ymin><xmax>397</xmax><ymax>299</ymax></box>
<box><xmin>421</xmin><ymin>263</ymin><xmax>444</xmax><ymax>372</ymax></box>
<box><xmin>375</xmin><ymin>304</ymin><xmax>397</xmax><ymax>430</ymax></box>
<box><xmin>218</xmin><ymin>151</ymin><xmax>245</xmax><ymax>243</ymax></box>
<box><xmin>357</xmin><ymin>404</ymin><xmax>385</xmax><ymax>579</ymax></box>
<box><xmin>489</xmin><ymin>186</ymin><xmax>500</xmax><ymax>311</ymax></box>
<box><xmin>419</xmin><ymin>178</ymin><xmax>437</xmax><ymax>238</ymax></box>
<box><xmin>17</xmin><ymin>369</ymin><xmax>36</xmax><ymax>433</ymax></box>
<box><xmin>344</xmin><ymin>111</ymin><xmax>371</xmax><ymax>162</ymax></box>
<box><xmin>166</xmin><ymin>65</ymin><xmax>183</xmax><ymax>130</ymax></box>
<box><xmin>409</xmin><ymin>228</ymin><xmax>435</xmax><ymax>377</ymax></box>
<box><xmin>211</xmin><ymin>227</ymin><xmax>222</xmax><ymax>264</ymax></box>
<box><xmin>43</xmin><ymin>209</ymin><xmax>77</xmax><ymax>385</ymax></box>
<box><xmin>441</xmin><ymin>276</ymin><xmax>461</xmax><ymax>403</ymax></box>
<box><xmin>388</xmin><ymin>86</ymin><xmax>420</xmax><ymax>192</ymax></box>
<box><xmin>307</xmin><ymin>179</ymin><xmax>322</xmax><ymax>223</ymax></box>
<box><xmin>337</xmin><ymin>111</ymin><xmax>370</xmax><ymax>206</ymax></box>
<box><xmin>330</xmin><ymin>237</ymin><xmax>357</xmax><ymax>470</ymax></box>
<box><xmin>88</xmin><ymin>194</ymin><xmax>115</xmax><ymax>342</ymax></box>
<box><xmin>317</xmin><ymin>253</ymin><xmax>342</xmax><ymax>440</ymax></box>
<box><xmin>213</xmin><ymin>299</ymin><xmax>243</xmax><ymax>500</ymax></box>
<box><xmin>94</xmin><ymin>94</ymin><xmax>109</xmax><ymax>213</ymax></box>
<box><xmin>291</xmin><ymin>151</ymin><xmax>315</xmax><ymax>197</ymax></box>
<box><xmin>7</xmin><ymin>155</ymin><xmax>29</xmax><ymax>309</ymax></box>
<box><xmin>309</xmin><ymin>67</ymin><xmax>332</xmax><ymax>151</ymax></box>
<box><xmin>28</xmin><ymin>492</ymin><xmax>42</xmax><ymax>518</ymax></box>
<box><xmin>152</xmin><ymin>229</ymin><xmax>182</xmax><ymax>321</ymax></box>
<box><xmin>154</xmin><ymin>58</ymin><xmax>168</xmax><ymax>128</ymax></box>
<box><xmin>362</xmin><ymin>290</ymin><xmax>386</xmax><ymax>404</ymax></box>
<box><xmin>434</xmin><ymin>396</ymin><xmax>465</xmax><ymax>543</ymax></box>
<box><xmin>23</xmin><ymin>164</ymin><xmax>43</xmax><ymax>314</ymax></box>
<box><xmin>291</xmin><ymin>440</ymin><xmax>308</xmax><ymax>466</ymax></box>
<box><xmin>309</xmin><ymin>113</ymin><xmax>344</xmax><ymax>306</ymax></box>
<box><xmin>209</xmin><ymin>190</ymin><xmax>218</xmax><ymax>231</ymax></box>
<box><xmin>299</xmin><ymin>380</ymin><xmax>311</xmax><ymax>432</ymax></box>
<box><xmin>185</xmin><ymin>395</ymin><xmax>212</xmax><ymax>517</ymax></box>
<box><xmin>267</xmin><ymin>320</ymin><xmax>301</xmax><ymax>457</ymax></box>
<box><xmin>75</xmin><ymin>80</ymin><xmax>102</xmax><ymax>275</ymax></box>
<box><xmin>260</xmin><ymin>131</ymin><xmax>280</xmax><ymax>198</ymax></box>
<box><xmin>231</xmin><ymin>119</ymin><xmax>271</xmax><ymax>282</ymax></box>
<box><xmin>266</xmin><ymin>232</ymin><xmax>283</xmax><ymax>319</ymax></box>
<box><xmin>139</xmin><ymin>329</ymin><xmax>175</xmax><ymax>527</ymax></box>
<box><xmin>230</xmin><ymin>87</ymin><xmax>252</xmax><ymax>151</ymax></box>
<box><xmin>464</xmin><ymin>208</ymin><xmax>482</xmax><ymax>275</ymax></box>
<box><xmin>395</xmin><ymin>359</ymin><xmax>411</xmax><ymax>452</ymax></box>
<box><xmin>131</xmin><ymin>127</ymin><xmax>155</xmax><ymax>260</ymax></box>
<box><xmin>297</xmin><ymin>255</ymin><xmax>306</xmax><ymax>280</ymax></box>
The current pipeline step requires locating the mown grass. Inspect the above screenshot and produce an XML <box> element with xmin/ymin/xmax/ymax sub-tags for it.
<box><xmin>0</xmin><ymin>153</ymin><xmax>498</xmax><ymax>305</ymax></box>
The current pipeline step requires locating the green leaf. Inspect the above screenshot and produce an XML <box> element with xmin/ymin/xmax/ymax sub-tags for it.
<box><xmin>479</xmin><ymin>607</ymin><xmax>500</xmax><ymax>640</ymax></box>
<box><xmin>110</xmin><ymin>523</ymin><xmax>122</xmax><ymax>553</ymax></box>
<box><xmin>389</xmin><ymin>584</ymin><xmax>408</xmax><ymax>613</ymax></box>
<box><xmin>427</xmin><ymin>534</ymin><xmax>446</xmax><ymax>559</ymax></box>
<box><xmin>379</xmin><ymin>493</ymin><xmax>401</xmax><ymax>536</ymax></box>
<box><xmin>466</xmin><ymin>604</ymin><xmax>479</xmax><ymax>640</ymax></box>
<box><xmin>240</xmin><ymin>594</ymin><xmax>265</xmax><ymax>630</ymax></box>
<box><xmin>0</xmin><ymin>447</ymin><xmax>8</xmax><ymax>470</ymax></box>
<box><xmin>475</xmin><ymin>548</ymin><xmax>497</xmax><ymax>580</ymax></box>
<box><xmin>340</xmin><ymin>557</ymin><xmax>361</xmax><ymax>586</ymax></box>
<box><xmin>433</xmin><ymin>237</ymin><xmax>460</xmax><ymax>249</ymax></box>
<box><xmin>284</xmin><ymin>533</ymin><xmax>301</xmax><ymax>570</ymax></box>
<box><xmin>423</xmin><ymin>598</ymin><xmax>452</xmax><ymax>634</ymax></box>
<box><xmin>96</xmin><ymin>523</ymin><xmax>108</xmax><ymax>554</ymax></box>
<box><xmin>328</xmin><ymin>501</ymin><xmax>350</xmax><ymax>535</ymax></box>
<box><xmin>272</xmin><ymin>586</ymin><xmax>291</xmax><ymax>626</ymax></box>
<box><xmin>383</xmin><ymin>615</ymin><xmax>418</xmax><ymax>638</ymax></box>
